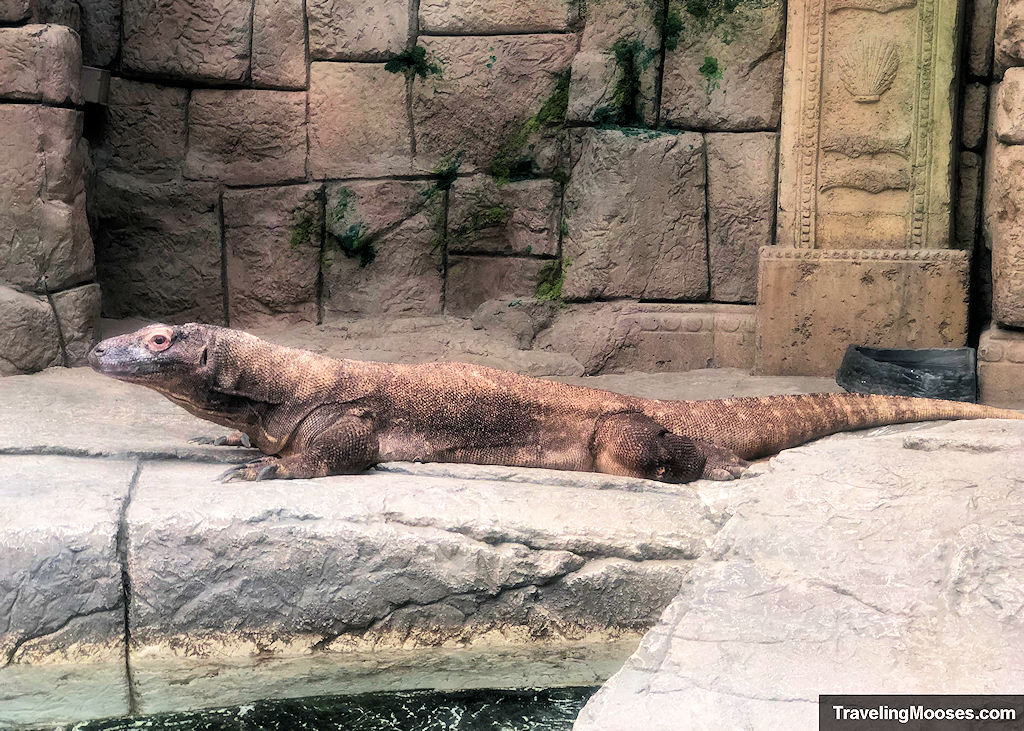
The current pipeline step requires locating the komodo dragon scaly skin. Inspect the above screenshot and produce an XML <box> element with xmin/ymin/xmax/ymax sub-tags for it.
<box><xmin>88</xmin><ymin>323</ymin><xmax>1023</xmax><ymax>483</ymax></box>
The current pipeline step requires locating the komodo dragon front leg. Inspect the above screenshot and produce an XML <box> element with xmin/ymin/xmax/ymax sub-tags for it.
<box><xmin>219</xmin><ymin>409</ymin><xmax>379</xmax><ymax>482</ymax></box>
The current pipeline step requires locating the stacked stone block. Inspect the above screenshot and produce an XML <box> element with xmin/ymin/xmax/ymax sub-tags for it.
<box><xmin>0</xmin><ymin>23</ymin><xmax>100</xmax><ymax>374</ymax></box>
<box><xmin>73</xmin><ymin>0</ymin><xmax>780</xmax><ymax>373</ymax></box>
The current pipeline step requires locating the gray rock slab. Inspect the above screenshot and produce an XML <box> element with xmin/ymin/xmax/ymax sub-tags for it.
<box><xmin>575</xmin><ymin>419</ymin><xmax>1024</xmax><ymax>730</ymax></box>
<box><xmin>0</xmin><ymin>455</ymin><xmax>135</xmax><ymax>726</ymax></box>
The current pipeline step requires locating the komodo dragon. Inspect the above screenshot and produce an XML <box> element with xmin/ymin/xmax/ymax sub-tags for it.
<box><xmin>88</xmin><ymin>323</ymin><xmax>1023</xmax><ymax>483</ymax></box>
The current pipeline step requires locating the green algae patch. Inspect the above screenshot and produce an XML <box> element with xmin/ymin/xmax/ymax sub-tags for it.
<box><xmin>489</xmin><ymin>70</ymin><xmax>570</xmax><ymax>185</ymax></box>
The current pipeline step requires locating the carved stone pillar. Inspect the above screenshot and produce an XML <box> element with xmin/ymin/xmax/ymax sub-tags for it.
<box><xmin>756</xmin><ymin>0</ymin><xmax>968</xmax><ymax>375</ymax></box>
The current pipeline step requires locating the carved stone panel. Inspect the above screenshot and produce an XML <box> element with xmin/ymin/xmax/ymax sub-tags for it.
<box><xmin>777</xmin><ymin>0</ymin><xmax>961</xmax><ymax>249</ymax></box>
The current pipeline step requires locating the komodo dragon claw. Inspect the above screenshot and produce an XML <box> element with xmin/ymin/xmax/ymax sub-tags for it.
<box><xmin>190</xmin><ymin>432</ymin><xmax>252</xmax><ymax>448</ymax></box>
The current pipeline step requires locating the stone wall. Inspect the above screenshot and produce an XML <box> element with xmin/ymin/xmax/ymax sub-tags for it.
<box><xmin>0</xmin><ymin>21</ymin><xmax>100</xmax><ymax>374</ymax></box>
<box><xmin>75</xmin><ymin>0</ymin><xmax>782</xmax><ymax>329</ymax></box>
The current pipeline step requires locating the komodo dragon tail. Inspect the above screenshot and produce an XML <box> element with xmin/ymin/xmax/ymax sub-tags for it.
<box><xmin>675</xmin><ymin>393</ymin><xmax>1024</xmax><ymax>460</ymax></box>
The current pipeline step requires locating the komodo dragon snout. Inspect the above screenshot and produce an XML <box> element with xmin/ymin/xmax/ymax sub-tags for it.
<box><xmin>88</xmin><ymin>323</ymin><xmax>1024</xmax><ymax>483</ymax></box>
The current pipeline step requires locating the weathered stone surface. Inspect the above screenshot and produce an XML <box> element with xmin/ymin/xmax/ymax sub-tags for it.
<box><xmin>978</xmin><ymin>324</ymin><xmax>1024</xmax><ymax>407</ymax></box>
<box><xmin>567</xmin><ymin>0</ymin><xmax>658</xmax><ymax>125</ymax></box>
<box><xmin>471</xmin><ymin>298</ymin><xmax>562</xmax><ymax>348</ymax></box>
<box><xmin>252</xmin><ymin>0</ymin><xmax>307</xmax><ymax>88</ymax></box>
<box><xmin>957</xmin><ymin>151</ymin><xmax>983</xmax><ymax>252</ymax></box>
<box><xmin>984</xmin><ymin>139</ymin><xmax>1024</xmax><ymax>327</ymax></box>
<box><xmin>577</xmin><ymin>420</ymin><xmax>1024</xmax><ymax>729</ymax></box>
<box><xmin>0</xmin><ymin>286</ymin><xmax>58</xmax><ymax>376</ymax></box>
<box><xmin>52</xmin><ymin>282</ymin><xmax>102</xmax><ymax>367</ymax></box>
<box><xmin>413</xmin><ymin>35</ymin><xmax>576</xmax><ymax>173</ymax></box>
<box><xmin>994</xmin><ymin>69</ymin><xmax>1024</xmax><ymax>143</ymax></box>
<box><xmin>0</xmin><ymin>455</ymin><xmax>133</xmax><ymax>725</ymax></box>
<box><xmin>995</xmin><ymin>0</ymin><xmax>1024</xmax><ymax>76</ymax></box>
<box><xmin>969</xmin><ymin>0</ymin><xmax>997</xmax><ymax>76</ymax></box>
<box><xmin>755</xmin><ymin>248</ymin><xmax>970</xmax><ymax>376</ymax></box>
<box><xmin>223</xmin><ymin>185</ymin><xmax>322</xmax><ymax>327</ymax></box>
<box><xmin>562</xmin><ymin>128</ymin><xmax>707</xmax><ymax>301</ymax></box>
<box><xmin>448</xmin><ymin>176</ymin><xmax>561</xmax><ymax>256</ymax></box>
<box><xmin>90</xmin><ymin>172</ymin><xmax>223</xmax><ymax>323</ymax></box>
<box><xmin>97</xmin><ymin>78</ymin><xmax>188</xmax><ymax>181</ymax></box>
<box><xmin>78</xmin><ymin>0</ymin><xmax>121</xmax><ymax>66</ymax></box>
<box><xmin>309</xmin><ymin>63</ymin><xmax>412</xmax><ymax>179</ymax></box>
<box><xmin>0</xmin><ymin>0</ymin><xmax>30</xmax><ymax>22</ymax></box>
<box><xmin>0</xmin><ymin>105</ymin><xmax>94</xmax><ymax>294</ymax></box>
<box><xmin>0</xmin><ymin>24</ymin><xmax>82</xmax><ymax>105</ymax></box>
<box><xmin>420</xmin><ymin>0</ymin><xmax>577</xmax><ymax>33</ymax></box>
<box><xmin>536</xmin><ymin>302</ymin><xmax>756</xmax><ymax>374</ymax></box>
<box><xmin>962</xmin><ymin>82</ymin><xmax>989</xmax><ymax>150</ymax></box>
<box><xmin>185</xmin><ymin>90</ymin><xmax>306</xmax><ymax>185</ymax></box>
<box><xmin>777</xmin><ymin>0</ymin><xmax>961</xmax><ymax>249</ymax></box>
<box><xmin>307</xmin><ymin>0</ymin><xmax>410</xmax><ymax>61</ymax></box>
<box><xmin>660</xmin><ymin>0</ymin><xmax>783</xmax><ymax>130</ymax></box>
<box><xmin>322</xmin><ymin>180</ymin><xmax>443</xmax><ymax>319</ymax></box>
<box><xmin>707</xmin><ymin>132</ymin><xmax>776</xmax><ymax>303</ymax></box>
<box><xmin>447</xmin><ymin>256</ymin><xmax>548</xmax><ymax>315</ymax></box>
<box><xmin>121</xmin><ymin>0</ymin><xmax>251</xmax><ymax>81</ymax></box>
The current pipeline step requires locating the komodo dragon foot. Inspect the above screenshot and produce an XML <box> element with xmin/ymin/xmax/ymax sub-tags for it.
<box><xmin>190</xmin><ymin>432</ymin><xmax>252</xmax><ymax>448</ymax></box>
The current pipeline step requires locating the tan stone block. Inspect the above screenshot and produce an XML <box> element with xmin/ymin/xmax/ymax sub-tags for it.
<box><xmin>98</xmin><ymin>78</ymin><xmax>187</xmax><ymax>181</ymax></box>
<box><xmin>52</xmin><ymin>282</ymin><xmax>102</xmax><ymax>366</ymax></box>
<box><xmin>707</xmin><ymin>132</ymin><xmax>777</xmax><ymax>303</ymax></box>
<box><xmin>308</xmin><ymin>0</ymin><xmax>410</xmax><ymax>60</ymax></box>
<box><xmin>777</xmin><ymin>0</ymin><xmax>960</xmax><ymax>249</ymax></box>
<box><xmin>322</xmin><ymin>181</ymin><xmax>443</xmax><ymax>319</ymax></box>
<box><xmin>413</xmin><ymin>34</ymin><xmax>576</xmax><ymax>173</ymax></box>
<box><xmin>562</xmin><ymin>128</ymin><xmax>707</xmax><ymax>301</ymax></box>
<box><xmin>969</xmin><ymin>0</ymin><xmax>996</xmax><ymax>76</ymax></box>
<box><xmin>567</xmin><ymin>0</ymin><xmax>658</xmax><ymax>125</ymax></box>
<box><xmin>984</xmin><ymin>140</ymin><xmax>1024</xmax><ymax>327</ymax></box>
<box><xmin>978</xmin><ymin>324</ymin><xmax>1024</xmax><ymax>407</ymax></box>
<box><xmin>962</xmin><ymin>83</ymin><xmax>989</xmax><ymax>150</ymax></box>
<box><xmin>309</xmin><ymin>63</ymin><xmax>412</xmax><ymax>179</ymax></box>
<box><xmin>755</xmin><ymin>248</ymin><xmax>969</xmax><ymax>376</ymax></box>
<box><xmin>0</xmin><ymin>105</ymin><xmax>94</xmax><ymax>294</ymax></box>
<box><xmin>122</xmin><ymin>0</ymin><xmax>251</xmax><ymax>81</ymax></box>
<box><xmin>185</xmin><ymin>90</ymin><xmax>306</xmax><ymax>185</ymax></box>
<box><xmin>90</xmin><ymin>172</ymin><xmax>223</xmax><ymax>323</ymax></box>
<box><xmin>420</xmin><ymin>0</ymin><xmax>578</xmax><ymax>34</ymax></box>
<box><xmin>223</xmin><ymin>185</ymin><xmax>322</xmax><ymax>327</ymax></box>
<box><xmin>995</xmin><ymin>0</ymin><xmax>1024</xmax><ymax>76</ymax></box>
<box><xmin>446</xmin><ymin>256</ymin><xmax>548</xmax><ymax>315</ymax></box>
<box><xmin>994</xmin><ymin>69</ymin><xmax>1024</xmax><ymax>143</ymax></box>
<box><xmin>660</xmin><ymin>0</ymin><xmax>783</xmax><ymax>130</ymax></box>
<box><xmin>0</xmin><ymin>25</ymin><xmax>81</xmax><ymax>105</ymax></box>
<box><xmin>0</xmin><ymin>286</ymin><xmax>59</xmax><ymax>376</ymax></box>
<box><xmin>252</xmin><ymin>0</ymin><xmax>307</xmax><ymax>88</ymax></box>
<box><xmin>448</xmin><ymin>175</ymin><xmax>560</xmax><ymax>256</ymax></box>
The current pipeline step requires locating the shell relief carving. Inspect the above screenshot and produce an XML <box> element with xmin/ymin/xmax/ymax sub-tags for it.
<box><xmin>836</xmin><ymin>38</ymin><xmax>900</xmax><ymax>103</ymax></box>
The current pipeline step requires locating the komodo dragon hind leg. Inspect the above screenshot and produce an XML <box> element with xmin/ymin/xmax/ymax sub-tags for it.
<box><xmin>190</xmin><ymin>432</ymin><xmax>252</xmax><ymax>448</ymax></box>
<box><xmin>219</xmin><ymin>414</ymin><xmax>379</xmax><ymax>482</ymax></box>
<box><xmin>591</xmin><ymin>412</ymin><xmax>708</xmax><ymax>484</ymax></box>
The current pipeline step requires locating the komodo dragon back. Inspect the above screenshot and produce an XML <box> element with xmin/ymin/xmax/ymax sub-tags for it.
<box><xmin>88</xmin><ymin>322</ymin><xmax>1023</xmax><ymax>483</ymax></box>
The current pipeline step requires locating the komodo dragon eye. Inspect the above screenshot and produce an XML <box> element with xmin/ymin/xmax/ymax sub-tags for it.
<box><xmin>145</xmin><ymin>332</ymin><xmax>172</xmax><ymax>352</ymax></box>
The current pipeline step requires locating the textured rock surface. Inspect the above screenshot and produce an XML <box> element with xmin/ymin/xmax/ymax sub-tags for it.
<box><xmin>308</xmin><ymin>0</ymin><xmax>410</xmax><ymax>60</ymax></box>
<box><xmin>957</xmin><ymin>151</ymin><xmax>983</xmax><ymax>252</ymax></box>
<box><xmin>0</xmin><ymin>456</ymin><xmax>134</xmax><ymax>726</ymax></box>
<box><xmin>706</xmin><ymin>132</ymin><xmax>776</xmax><ymax>303</ymax></box>
<box><xmin>78</xmin><ymin>0</ymin><xmax>121</xmax><ymax>66</ymax></box>
<box><xmin>0</xmin><ymin>286</ymin><xmax>59</xmax><ymax>375</ymax></box>
<box><xmin>0</xmin><ymin>104</ymin><xmax>93</xmax><ymax>294</ymax></box>
<box><xmin>52</xmin><ymin>283</ymin><xmax>102</xmax><ymax>366</ymax></box>
<box><xmin>978</xmin><ymin>323</ymin><xmax>1024</xmax><ymax>407</ymax></box>
<box><xmin>223</xmin><ymin>185</ymin><xmax>322</xmax><ymax>327</ymax></box>
<box><xmin>96</xmin><ymin>78</ymin><xmax>188</xmax><ymax>181</ymax></box>
<box><xmin>984</xmin><ymin>139</ymin><xmax>1024</xmax><ymax>328</ymax></box>
<box><xmin>995</xmin><ymin>0</ymin><xmax>1024</xmax><ymax>76</ymax></box>
<box><xmin>185</xmin><ymin>90</ymin><xmax>307</xmax><ymax>185</ymax></box>
<box><xmin>962</xmin><ymin>82</ymin><xmax>989</xmax><ymax>150</ymax></box>
<box><xmin>995</xmin><ymin>70</ymin><xmax>1024</xmax><ymax>144</ymax></box>
<box><xmin>567</xmin><ymin>0</ymin><xmax>659</xmax><ymax>125</ymax></box>
<box><xmin>252</xmin><ymin>0</ymin><xmax>307</xmax><ymax>88</ymax></box>
<box><xmin>562</xmin><ymin>128</ymin><xmax>707</xmax><ymax>301</ymax></box>
<box><xmin>969</xmin><ymin>0</ymin><xmax>997</xmax><ymax>76</ymax></box>
<box><xmin>447</xmin><ymin>256</ymin><xmax>549</xmax><ymax>315</ymax></box>
<box><xmin>90</xmin><ymin>172</ymin><xmax>223</xmax><ymax>323</ymax></box>
<box><xmin>413</xmin><ymin>35</ymin><xmax>576</xmax><ymax>172</ymax></box>
<box><xmin>660</xmin><ymin>0</ymin><xmax>784</xmax><ymax>130</ymax></box>
<box><xmin>122</xmin><ymin>0</ymin><xmax>251</xmax><ymax>81</ymax></box>
<box><xmin>756</xmin><ymin>249</ymin><xmax>970</xmax><ymax>376</ymax></box>
<box><xmin>309</xmin><ymin>62</ymin><xmax>412</xmax><ymax>178</ymax></box>
<box><xmin>576</xmin><ymin>420</ymin><xmax>1024</xmax><ymax>730</ymax></box>
<box><xmin>0</xmin><ymin>0</ymin><xmax>30</xmax><ymax>22</ymax></box>
<box><xmin>420</xmin><ymin>0</ymin><xmax>578</xmax><ymax>33</ymax></box>
<box><xmin>448</xmin><ymin>176</ymin><xmax>561</xmax><ymax>256</ymax></box>
<box><xmin>322</xmin><ymin>180</ymin><xmax>443</xmax><ymax>319</ymax></box>
<box><xmin>0</xmin><ymin>24</ymin><xmax>82</xmax><ymax>105</ymax></box>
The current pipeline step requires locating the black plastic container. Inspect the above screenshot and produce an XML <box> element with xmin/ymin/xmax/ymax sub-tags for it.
<box><xmin>835</xmin><ymin>345</ymin><xmax>978</xmax><ymax>402</ymax></box>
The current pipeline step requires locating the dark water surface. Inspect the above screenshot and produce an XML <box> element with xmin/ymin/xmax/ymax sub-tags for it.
<box><xmin>54</xmin><ymin>687</ymin><xmax>598</xmax><ymax>731</ymax></box>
